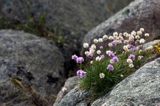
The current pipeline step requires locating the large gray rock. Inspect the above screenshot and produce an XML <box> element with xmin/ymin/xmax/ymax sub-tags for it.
<box><xmin>0</xmin><ymin>30</ymin><xmax>64</xmax><ymax>105</ymax></box>
<box><xmin>84</xmin><ymin>0</ymin><xmax>160</xmax><ymax>44</ymax></box>
<box><xmin>0</xmin><ymin>0</ymin><xmax>133</xmax><ymax>59</ymax></box>
<box><xmin>0</xmin><ymin>0</ymin><xmax>133</xmax><ymax>39</ymax></box>
<box><xmin>55</xmin><ymin>85</ymin><xmax>90</xmax><ymax>106</ymax></box>
<box><xmin>54</xmin><ymin>76</ymin><xmax>79</xmax><ymax>106</ymax></box>
<box><xmin>92</xmin><ymin>58</ymin><xmax>160</xmax><ymax>106</ymax></box>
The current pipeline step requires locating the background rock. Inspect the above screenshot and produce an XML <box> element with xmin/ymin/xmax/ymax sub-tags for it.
<box><xmin>0</xmin><ymin>0</ymin><xmax>133</xmax><ymax>61</ymax></box>
<box><xmin>0</xmin><ymin>30</ymin><xmax>64</xmax><ymax>105</ymax></box>
<box><xmin>54</xmin><ymin>76</ymin><xmax>79</xmax><ymax>106</ymax></box>
<box><xmin>84</xmin><ymin>0</ymin><xmax>160</xmax><ymax>44</ymax></box>
<box><xmin>0</xmin><ymin>0</ymin><xmax>133</xmax><ymax>39</ymax></box>
<box><xmin>92</xmin><ymin>58</ymin><xmax>160</xmax><ymax>106</ymax></box>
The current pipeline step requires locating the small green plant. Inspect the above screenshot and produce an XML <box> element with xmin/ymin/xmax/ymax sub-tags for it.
<box><xmin>72</xmin><ymin>28</ymin><xmax>159</xmax><ymax>99</ymax></box>
<box><xmin>0</xmin><ymin>16</ymin><xmax>66</xmax><ymax>46</ymax></box>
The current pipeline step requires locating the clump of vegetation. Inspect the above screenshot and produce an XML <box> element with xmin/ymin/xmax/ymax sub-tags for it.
<box><xmin>0</xmin><ymin>16</ymin><xmax>65</xmax><ymax>46</ymax></box>
<box><xmin>72</xmin><ymin>28</ymin><xmax>159</xmax><ymax>99</ymax></box>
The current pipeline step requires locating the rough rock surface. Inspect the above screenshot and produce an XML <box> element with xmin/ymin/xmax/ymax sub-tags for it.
<box><xmin>92</xmin><ymin>58</ymin><xmax>160</xmax><ymax>106</ymax></box>
<box><xmin>0</xmin><ymin>0</ymin><xmax>133</xmax><ymax>40</ymax></box>
<box><xmin>54</xmin><ymin>85</ymin><xmax>89</xmax><ymax>106</ymax></box>
<box><xmin>54</xmin><ymin>76</ymin><xmax>79</xmax><ymax>106</ymax></box>
<box><xmin>84</xmin><ymin>0</ymin><xmax>160</xmax><ymax>44</ymax></box>
<box><xmin>0</xmin><ymin>30</ymin><xmax>64</xmax><ymax>105</ymax></box>
<box><xmin>142</xmin><ymin>40</ymin><xmax>160</xmax><ymax>50</ymax></box>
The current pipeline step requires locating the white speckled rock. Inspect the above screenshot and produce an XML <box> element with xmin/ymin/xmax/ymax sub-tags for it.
<box><xmin>0</xmin><ymin>30</ymin><xmax>64</xmax><ymax>106</ymax></box>
<box><xmin>92</xmin><ymin>58</ymin><xmax>160</xmax><ymax>106</ymax></box>
<box><xmin>54</xmin><ymin>85</ymin><xmax>90</xmax><ymax>106</ymax></box>
<box><xmin>84</xmin><ymin>0</ymin><xmax>160</xmax><ymax>44</ymax></box>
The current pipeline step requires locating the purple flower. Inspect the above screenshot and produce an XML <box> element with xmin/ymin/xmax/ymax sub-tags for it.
<box><xmin>129</xmin><ymin>45</ymin><xmax>137</xmax><ymax>51</ymax></box>
<box><xmin>76</xmin><ymin>57</ymin><xmax>84</xmax><ymax>64</ymax></box>
<box><xmin>111</xmin><ymin>56</ymin><xmax>119</xmax><ymax>63</ymax></box>
<box><xmin>106</xmin><ymin>50</ymin><xmax>115</xmax><ymax>58</ymax></box>
<box><xmin>107</xmin><ymin>64</ymin><xmax>114</xmax><ymax>72</ymax></box>
<box><xmin>112</xmin><ymin>40</ymin><xmax>117</xmax><ymax>46</ymax></box>
<box><xmin>76</xmin><ymin>69</ymin><xmax>86</xmax><ymax>78</ymax></box>
<box><xmin>128</xmin><ymin>54</ymin><xmax>136</xmax><ymax>60</ymax></box>
<box><xmin>72</xmin><ymin>54</ymin><xmax>78</xmax><ymax>60</ymax></box>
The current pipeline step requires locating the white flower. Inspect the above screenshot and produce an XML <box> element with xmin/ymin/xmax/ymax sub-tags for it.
<box><xmin>113</xmin><ymin>32</ymin><xmax>118</xmax><ymax>36</ymax></box>
<box><xmin>84</xmin><ymin>51</ymin><xmax>89</xmax><ymax>56</ymax></box>
<box><xmin>138</xmin><ymin>49</ymin><xmax>143</xmax><ymax>54</ymax></box>
<box><xmin>127</xmin><ymin>59</ymin><xmax>133</xmax><ymax>64</ymax></box>
<box><xmin>96</xmin><ymin>50</ymin><xmax>101</xmax><ymax>55</ymax></box>
<box><xmin>108</xmin><ymin>36</ymin><xmax>114</xmax><ymax>40</ymax></box>
<box><xmin>90</xmin><ymin>44</ymin><xmax>96</xmax><ymax>49</ymax></box>
<box><xmin>135</xmin><ymin>35</ymin><xmax>140</xmax><ymax>39</ymax></box>
<box><xmin>90</xmin><ymin>61</ymin><xmax>93</xmax><ymax>64</ymax></box>
<box><xmin>93</xmin><ymin>39</ymin><xmax>98</xmax><ymax>43</ymax></box>
<box><xmin>108</xmin><ymin>43</ymin><xmax>113</xmax><ymax>47</ymax></box>
<box><xmin>120</xmin><ymin>74</ymin><xmax>124</xmax><ymax>77</ymax></box>
<box><xmin>106</xmin><ymin>50</ymin><xmax>110</xmax><ymax>55</ymax></box>
<box><xmin>95</xmin><ymin>56</ymin><xmax>101</xmax><ymax>61</ymax></box>
<box><xmin>140</xmin><ymin>28</ymin><xmax>144</xmax><ymax>32</ymax></box>
<box><xmin>103</xmin><ymin>35</ymin><xmax>108</xmax><ymax>40</ymax></box>
<box><xmin>137</xmin><ymin>31</ymin><xmax>142</xmax><ymax>35</ymax></box>
<box><xmin>125</xmin><ymin>34</ymin><xmax>130</xmax><ymax>38</ymax></box>
<box><xmin>89</xmin><ymin>48</ymin><xmax>95</xmax><ymax>54</ymax></box>
<box><xmin>62</xmin><ymin>87</ymin><xmax>67</xmax><ymax>92</ymax></box>
<box><xmin>99</xmin><ymin>73</ymin><xmax>105</xmax><ymax>79</ymax></box>
<box><xmin>144</xmin><ymin>33</ymin><xmax>149</xmax><ymax>37</ymax></box>
<box><xmin>138</xmin><ymin>56</ymin><xmax>143</xmax><ymax>60</ymax></box>
<box><xmin>131</xmin><ymin>31</ymin><xmax>136</xmax><ymax>36</ymax></box>
<box><xmin>123</xmin><ymin>45</ymin><xmax>129</xmax><ymax>51</ymax></box>
<box><xmin>110</xmin><ymin>59</ymin><xmax>114</xmax><ymax>64</ymax></box>
<box><xmin>83</xmin><ymin>43</ymin><xmax>89</xmax><ymax>48</ymax></box>
<box><xmin>123</xmin><ymin>32</ymin><xmax>128</xmax><ymax>36</ymax></box>
<box><xmin>139</xmin><ymin>38</ymin><xmax>145</xmax><ymax>44</ymax></box>
<box><xmin>129</xmin><ymin>63</ymin><xmax>134</xmax><ymax>68</ymax></box>
<box><xmin>129</xmin><ymin>35</ymin><xmax>134</xmax><ymax>41</ymax></box>
<box><xmin>98</xmin><ymin>38</ymin><xmax>103</xmax><ymax>42</ymax></box>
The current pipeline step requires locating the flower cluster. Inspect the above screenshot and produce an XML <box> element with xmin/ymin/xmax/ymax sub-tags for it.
<box><xmin>71</xmin><ymin>28</ymin><xmax>155</xmax><ymax>97</ymax></box>
<box><xmin>72</xmin><ymin>55</ymin><xmax>86</xmax><ymax>78</ymax></box>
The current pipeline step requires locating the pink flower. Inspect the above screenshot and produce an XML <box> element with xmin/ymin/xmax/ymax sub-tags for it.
<box><xmin>128</xmin><ymin>54</ymin><xmax>136</xmax><ymax>60</ymax></box>
<box><xmin>106</xmin><ymin>50</ymin><xmax>115</xmax><ymax>58</ymax></box>
<box><xmin>76</xmin><ymin>57</ymin><xmax>84</xmax><ymax>64</ymax></box>
<box><xmin>76</xmin><ymin>69</ymin><xmax>86</xmax><ymax>78</ymax></box>
<box><xmin>111</xmin><ymin>56</ymin><xmax>119</xmax><ymax>63</ymax></box>
<box><xmin>72</xmin><ymin>54</ymin><xmax>78</xmax><ymax>60</ymax></box>
<box><xmin>107</xmin><ymin>64</ymin><xmax>114</xmax><ymax>72</ymax></box>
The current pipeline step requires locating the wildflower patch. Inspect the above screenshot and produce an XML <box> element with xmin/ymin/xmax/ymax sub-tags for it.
<box><xmin>72</xmin><ymin>28</ymin><xmax>159</xmax><ymax>99</ymax></box>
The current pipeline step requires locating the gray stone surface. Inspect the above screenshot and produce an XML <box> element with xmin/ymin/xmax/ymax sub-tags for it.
<box><xmin>54</xmin><ymin>76</ymin><xmax>79</xmax><ymax>106</ymax></box>
<box><xmin>92</xmin><ymin>58</ymin><xmax>160</xmax><ymax>106</ymax></box>
<box><xmin>0</xmin><ymin>0</ymin><xmax>133</xmax><ymax>58</ymax></box>
<box><xmin>54</xmin><ymin>85</ymin><xmax>89</xmax><ymax>106</ymax></box>
<box><xmin>142</xmin><ymin>40</ymin><xmax>160</xmax><ymax>50</ymax></box>
<box><xmin>84</xmin><ymin>0</ymin><xmax>160</xmax><ymax>44</ymax></box>
<box><xmin>0</xmin><ymin>0</ymin><xmax>133</xmax><ymax>39</ymax></box>
<box><xmin>0</xmin><ymin>30</ymin><xmax>64</xmax><ymax>105</ymax></box>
